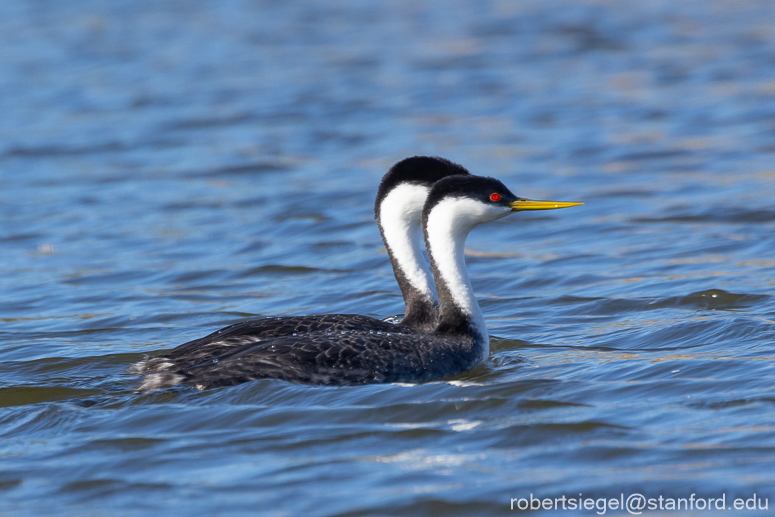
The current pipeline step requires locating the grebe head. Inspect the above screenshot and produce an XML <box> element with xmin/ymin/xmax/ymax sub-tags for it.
<box><xmin>423</xmin><ymin>174</ymin><xmax>584</xmax><ymax>232</ymax></box>
<box><xmin>375</xmin><ymin>156</ymin><xmax>470</xmax><ymax>222</ymax></box>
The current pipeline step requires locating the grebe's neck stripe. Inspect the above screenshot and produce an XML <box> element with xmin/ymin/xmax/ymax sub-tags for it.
<box><xmin>379</xmin><ymin>183</ymin><xmax>436</xmax><ymax>299</ymax></box>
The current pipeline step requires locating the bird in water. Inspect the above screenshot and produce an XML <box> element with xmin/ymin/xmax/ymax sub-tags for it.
<box><xmin>135</xmin><ymin>156</ymin><xmax>468</xmax><ymax>388</ymax></box>
<box><xmin>141</xmin><ymin>171</ymin><xmax>581</xmax><ymax>388</ymax></box>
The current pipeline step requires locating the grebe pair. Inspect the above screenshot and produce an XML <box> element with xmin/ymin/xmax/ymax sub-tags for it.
<box><xmin>138</xmin><ymin>157</ymin><xmax>581</xmax><ymax>388</ymax></box>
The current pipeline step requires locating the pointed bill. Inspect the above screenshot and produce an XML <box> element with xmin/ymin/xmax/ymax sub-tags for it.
<box><xmin>509</xmin><ymin>199</ymin><xmax>584</xmax><ymax>212</ymax></box>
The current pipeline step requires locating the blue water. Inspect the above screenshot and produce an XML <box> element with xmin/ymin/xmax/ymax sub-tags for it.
<box><xmin>2</xmin><ymin>1</ymin><xmax>775</xmax><ymax>515</ymax></box>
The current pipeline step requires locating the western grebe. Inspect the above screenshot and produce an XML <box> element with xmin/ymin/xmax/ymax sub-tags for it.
<box><xmin>155</xmin><ymin>174</ymin><xmax>581</xmax><ymax>388</ymax></box>
<box><xmin>136</xmin><ymin>157</ymin><xmax>468</xmax><ymax>384</ymax></box>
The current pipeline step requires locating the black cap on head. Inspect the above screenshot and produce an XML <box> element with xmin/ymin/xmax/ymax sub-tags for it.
<box><xmin>375</xmin><ymin>156</ymin><xmax>470</xmax><ymax>215</ymax></box>
<box><xmin>423</xmin><ymin>175</ymin><xmax>519</xmax><ymax>215</ymax></box>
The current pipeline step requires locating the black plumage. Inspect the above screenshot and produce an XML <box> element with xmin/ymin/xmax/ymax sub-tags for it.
<box><xmin>178</xmin><ymin>328</ymin><xmax>481</xmax><ymax>387</ymax></box>
<box><xmin>161</xmin><ymin>314</ymin><xmax>415</xmax><ymax>368</ymax></box>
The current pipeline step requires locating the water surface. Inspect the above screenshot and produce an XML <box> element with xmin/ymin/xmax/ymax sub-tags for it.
<box><xmin>2</xmin><ymin>0</ymin><xmax>775</xmax><ymax>515</ymax></box>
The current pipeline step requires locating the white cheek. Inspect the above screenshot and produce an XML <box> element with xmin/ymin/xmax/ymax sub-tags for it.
<box><xmin>471</xmin><ymin>202</ymin><xmax>512</xmax><ymax>225</ymax></box>
<box><xmin>438</xmin><ymin>198</ymin><xmax>513</xmax><ymax>235</ymax></box>
<box><xmin>379</xmin><ymin>184</ymin><xmax>435</xmax><ymax>297</ymax></box>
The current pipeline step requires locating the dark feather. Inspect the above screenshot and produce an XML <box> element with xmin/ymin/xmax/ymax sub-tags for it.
<box><xmin>176</xmin><ymin>329</ymin><xmax>482</xmax><ymax>387</ymax></box>
<box><xmin>161</xmin><ymin>314</ymin><xmax>414</xmax><ymax>366</ymax></box>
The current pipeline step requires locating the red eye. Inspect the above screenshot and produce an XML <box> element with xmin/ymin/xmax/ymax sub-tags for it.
<box><xmin>490</xmin><ymin>193</ymin><xmax>501</xmax><ymax>201</ymax></box>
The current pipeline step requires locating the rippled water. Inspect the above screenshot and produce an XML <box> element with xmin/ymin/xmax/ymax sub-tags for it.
<box><xmin>2</xmin><ymin>1</ymin><xmax>775</xmax><ymax>515</ymax></box>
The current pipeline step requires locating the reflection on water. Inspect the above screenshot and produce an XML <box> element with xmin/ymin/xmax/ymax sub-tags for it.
<box><xmin>1</xmin><ymin>0</ymin><xmax>775</xmax><ymax>515</ymax></box>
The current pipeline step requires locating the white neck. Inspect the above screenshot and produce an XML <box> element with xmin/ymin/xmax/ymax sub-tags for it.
<box><xmin>425</xmin><ymin>197</ymin><xmax>512</xmax><ymax>360</ymax></box>
<box><xmin>379</xmin><ymin>183</ymin><xmax>437</xmax><ymax>301</ymax></box>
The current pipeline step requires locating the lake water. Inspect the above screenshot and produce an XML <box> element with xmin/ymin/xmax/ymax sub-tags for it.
<box><xmin>2</xmin><ymin>0</ymin><xmax>775</xmax><ymax>515</ymax></box>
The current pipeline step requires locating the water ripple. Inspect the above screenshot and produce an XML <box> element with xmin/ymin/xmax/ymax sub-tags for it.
<box><xmin>2</xmin><ymin>0</ymin><xmax>775</xmax><ymax>515</ymax></box>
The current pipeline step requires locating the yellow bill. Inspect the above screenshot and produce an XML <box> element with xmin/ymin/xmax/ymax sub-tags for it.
<box><xmin>509</xmin><ymin>199</ymin><xmax>584</xmax><ymax>212</ymax></box>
